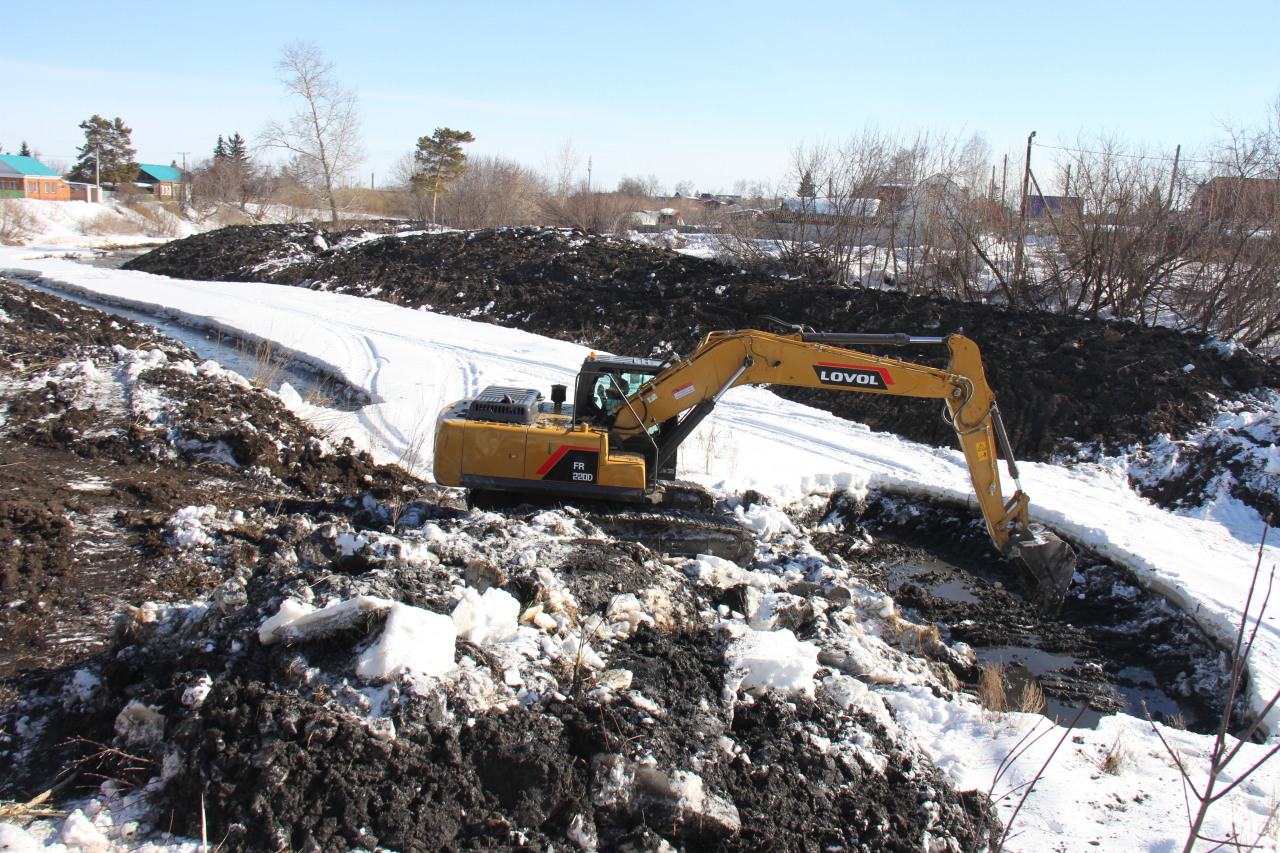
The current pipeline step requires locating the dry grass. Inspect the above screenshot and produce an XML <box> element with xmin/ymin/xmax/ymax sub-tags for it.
<box><xmin>123</xmin><ymin>200</ymin><xmax>185</xmax><ymax>238</ymax></box>
<box><xmin>1095</xmin><ymin>732</ymin><xmax>1128</xmax><ymax>775</ymax></box>
<box><xmin>241</xmin><ymin>339</ymin><xmax>292</xmax><ymax>390</ymax></box>
<box><xmin>0</xmin><ymin>200</ymin><xmax>39</xmax><ymax>245</ymax></box>
<box><xmin>211</xmin><ymin>204</ymin><xmax>253</xmax><ymax>227</ymax></box>
<box><xmin>80</xmin><ymin>209</ymin><xmax>135</xmax><ymax>236</ymax></box>
<box><xmin>689</xmin><ymin>414</ymin><xmax>739</xmax><ymax>477</ymax></box>
<box><xmin>0</xmin><ymin>788</ymin><xmax>63</xmax><ymax>821</ymax></box>
<box><xmin>1018</xmin><ymin>678</ymin><xmax>1047</xmax><ymax>714</ymax></box>
<box><xmin>978</xmin><ymin>660</ymin><xmax>1007</xmax><ymax>715</ymax></box>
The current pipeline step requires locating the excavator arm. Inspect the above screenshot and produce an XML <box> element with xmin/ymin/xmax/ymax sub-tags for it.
<box><xmin>608</xmin><ymin>329</ymin><xmax>1076</xmax><ymax>613</ymax></box>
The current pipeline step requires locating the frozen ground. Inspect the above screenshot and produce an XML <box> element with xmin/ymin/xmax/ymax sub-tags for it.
<box><xmin>1</xmin><ymin>237</ymin><xmax>1279</xmax><ymax>851</ymax></box>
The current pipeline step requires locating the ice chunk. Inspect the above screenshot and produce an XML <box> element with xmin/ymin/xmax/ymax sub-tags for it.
<box><xmin>0</xmin><ymin>823</ymin><xmax>40</xmax><ymax>852</ymax></box>
<box><xmin>258</xmin><ymin>598</ymin><xmax>316</xmax><ymax>644</ymax></box>
<box><xmin>821</xmin><ymin>673</ymin><xmax>869</xmax><ymax>709</ymax></box>
<box><xmin>724</xmin><ymin>628</ymin><xmax>820</xmax><ymax>698</ymax></box>
<box><xmin>334</xmin><ymin>531</ymin><xmax>369</xmax><ymax>556</ymax></box>
<box><xmin>357</xmin><ymin>602</ymin><xmax>457</xmax><ymax>680</ymax></box>
<box><xmin>451</xmin><ymin>587</ymin><xmax>520</xmax><ymax>644</ymax></box>
<box><xmin>259</xmin><ymin>596</ymin><xmax>392</xmax><ymax>645</ymax></box>
<box><xmin>60</xmin><ymin>808</ymin><xmax>108</xmax><ymax>852</ymax></box>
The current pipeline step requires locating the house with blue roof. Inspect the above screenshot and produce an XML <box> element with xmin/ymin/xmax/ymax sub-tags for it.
<box><xmin>0</xmin><ymin>155</ymin><xmax>70</xmax><ymax>201</ymax></box>
<box><xmin>136</xmin><ymin>163</ymin><xmax>190</xmax><ymax>201</ymax></box>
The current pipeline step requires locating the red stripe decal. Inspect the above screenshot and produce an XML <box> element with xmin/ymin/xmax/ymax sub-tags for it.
<box><xmin>535</xmin><ymin>445</ymin><xmax>597</xmax><ymax>477</ymax></box>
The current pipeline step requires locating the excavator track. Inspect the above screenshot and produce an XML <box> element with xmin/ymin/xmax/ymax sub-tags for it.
<box><xmin>585</xmin><ymin>509</ymin><xmax>755</xmax><ymax>566</ymax></box>
<box><xmin>467</xmin><ymin>484</ymin><xmax>755</xmax><ymax>565</ymax></box>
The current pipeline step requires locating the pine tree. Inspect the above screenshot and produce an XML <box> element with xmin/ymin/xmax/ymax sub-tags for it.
<box><xmin>411</xmin><ymin>128</ymin><xmax>475</xmax><ymax>223</ymax></box>
<box><xmin>18</xmin><ymin>141</ymin><xmax>31</xmax><ymax>157</ymax></box>
<box><xmin>226</xmin><ymin>133</ymin><xmax>248</xmax><ymax>164</ymax></box>
<box><xmin>213</xmin><ymin>135</ymin><xmax>227</xmax><ymax>160</ymax></box>
<box><xmin>798</xmin><ymin>170</ymin><xmax>816</xmax><ymax>200</ymax></box>
<box><xmin>68</xmin><ymin>115</ymin><xmax>139</xmax><ymax>187</ymax></box>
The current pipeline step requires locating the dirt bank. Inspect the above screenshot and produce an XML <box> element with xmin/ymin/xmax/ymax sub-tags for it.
<box><xmin>126</xmin><ymin>224</ymin><xmax>1280</xmax><ymax>465</ymax></box>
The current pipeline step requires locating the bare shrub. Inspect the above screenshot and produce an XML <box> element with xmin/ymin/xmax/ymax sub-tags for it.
<box><xmin>719</xmin><ymin>126</ymin><xmax>996</xmax><ymax>294</ymax></box>
<box><xmin>79</xmin><ymin>210</ymin><xmax>135</xmax><ymax>237</ymax></box>
<box><xmin>1146</xmin><ymin>517</ymin><xmax>1280</xmax><ymax>853</ymax></box>
<box><xmin>538</xmin><ymin>191</ymin><xmax>637</xmax><ymax>234</ymax></box>
<box><xmin>0</xmin><ymin>200</ymin><xmax>38</xmax><ymax>245</ymax></box>
<box><xmin>123</xmin><ymin>200</ymin><xmax>184</xmax><ymax>238</ymax></box>
<box><xmin>437</xmin><ymin>155</ymin><xmax>546</xmax><ymax>228</ymax></box>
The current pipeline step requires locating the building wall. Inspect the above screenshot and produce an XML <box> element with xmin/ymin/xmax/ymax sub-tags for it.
<box><xmin>150</xmin><ymin>181</ymin><xmax>190</xmax><ymax>202</ymax></box>
<box><xmin>68</xmin><ymin>185</ymin><xmax>104</xmax><ymax>203</ymax></box>
<box><xmin>16</xmin><ymin>177</ymin><xmax>70</xmax><ymax>201</ymax></box>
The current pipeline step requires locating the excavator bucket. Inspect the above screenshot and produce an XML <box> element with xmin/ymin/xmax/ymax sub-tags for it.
<box><xmin>1009</xmin><ymin>527</ymin><xmax>1077</xmax><ymax>617</ymax></box>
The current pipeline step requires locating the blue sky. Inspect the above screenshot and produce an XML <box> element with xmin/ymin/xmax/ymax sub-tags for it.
<box><xmin>5</xmin><ymin>0</ymin><xmax>1278</xmax><ymax>193</ymax></box>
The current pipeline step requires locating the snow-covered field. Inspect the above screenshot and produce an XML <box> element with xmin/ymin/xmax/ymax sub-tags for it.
<box><xmin>2</xmin><ymin>231</ymin><xmax>1280</xmax><ymax>851</ymax></box>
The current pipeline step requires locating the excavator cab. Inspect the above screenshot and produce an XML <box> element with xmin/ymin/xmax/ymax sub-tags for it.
<box><xmin>573</xmin><ymin>355</ymin><xmax>665</xmax><ymax>427</ymax></box>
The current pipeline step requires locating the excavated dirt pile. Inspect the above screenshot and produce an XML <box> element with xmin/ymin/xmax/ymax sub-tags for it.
<box><xmin>126</xmin><ymin>224</ymin><xmax>1280</xmax><ymax>467</ymax></box>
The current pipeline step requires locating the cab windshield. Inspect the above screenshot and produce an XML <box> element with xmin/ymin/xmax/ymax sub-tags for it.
<box><xmin>591</xmin><ymin>371</ymin><xmax>652</xmax><ymax>412</ymax></box>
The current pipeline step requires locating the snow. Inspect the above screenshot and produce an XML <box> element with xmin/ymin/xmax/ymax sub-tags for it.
<box><xmin>451</xmin><ymin>586</ymin><xmax>520</xmax><ymax>644</ymax></box>
<box><xmin>724</xmin><ymin>628</ymin><xmax>820</xmax><ymax>698</ymax></box>
<box><xmin>2</xmin><ymin>236</ymin><xmax>1280</xmax><ymax>851</ymax></box>
<box><xmin>356</xmin><ymin>602</ymin><xmax>457</xmax><ymax>680</ymax></box>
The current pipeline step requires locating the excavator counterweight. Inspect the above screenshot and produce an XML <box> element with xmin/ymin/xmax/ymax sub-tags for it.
<box><xmin>433</xmin><ymin>328</ymin><xmax>1076</xmax><ymax>614</ymax></box>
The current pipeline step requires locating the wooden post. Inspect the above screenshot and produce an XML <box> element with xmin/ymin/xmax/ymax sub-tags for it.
<box><xmin>1167</xmin><ymin>144</ymin><xmax>1181</xmax><ymax>210</ymax></box>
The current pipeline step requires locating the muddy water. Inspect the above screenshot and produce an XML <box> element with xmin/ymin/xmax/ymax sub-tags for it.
<box><xmin>886</xmin><ymin>551</ymin><xmax>1201</xmax><ymax>729</ymax></box>
<box><xmin>17</xmin><ymin>249</ymin><xmax>369</xmax><ymax>411</ymax></box>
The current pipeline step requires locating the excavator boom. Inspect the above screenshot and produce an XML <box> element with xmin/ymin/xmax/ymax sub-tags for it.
<box><xmin>433</xmin><ymin>328</ymin><xmax>1076</xmax><ymax>614</ymax></box>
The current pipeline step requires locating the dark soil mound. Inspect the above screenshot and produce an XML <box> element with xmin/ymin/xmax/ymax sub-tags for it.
<box><xmin>0</xmin><ymin>278</ymin><xmax>422</xmax><ymax>676</ymax></box>
<box><xmin>127</xmin><ymin>224</ymin><xmax>1280</xmax><ymax>459</ymax></box>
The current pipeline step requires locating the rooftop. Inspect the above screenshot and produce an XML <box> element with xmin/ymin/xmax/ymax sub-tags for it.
<box><xmin>0</xmin><ymin>155</ymin><xmax>61</xmax><ymax>178</ymax></box>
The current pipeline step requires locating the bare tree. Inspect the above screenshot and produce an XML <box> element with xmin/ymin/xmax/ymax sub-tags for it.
<box><xmin>617</xmin><ymin>174</ymin><xmax>664</xmax><ymax>200</ymax></box>
<box><xmin>259</xmin><ymin>42</ymin><xmax>365</xmax><ymax>222</ymax></box>
<box><xmin>437</xmin><ymin>155</ymin><xmax>546</xmax><ymax>228</ymax></box>
<box><xmin>546</xmin><ymin>139</ymin><xmax>583</xmax><ymax>199</ymax></box>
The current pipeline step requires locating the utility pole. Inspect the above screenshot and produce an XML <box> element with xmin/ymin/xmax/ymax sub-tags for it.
<box><xmin>1001</xmin><ymin>154</ymin><xmax>1008</xmax><ymax>208</ymax></box>
<box><xmin>178</xmin><ymin>151</ymin><xmax>189</xmax><ymax>173</ymax></box>
<box><xmin>1011</xmin><ymin>131</ymin><xmax>1036</xmax><ymax>300</ymax></box>
<box><xmin>371</xmin><ymin>172</ymin><xmax>375</xmax><ymax>190</ymax></box>
<box><xmin>94</xmin><ymin>149</ymin><xmax>100</xmax><ymax>192</ymax></box>
<box><xmin>587</xmin><ymin>156</ymin><xmax>593</xmax><ymax>193</ymax></box>
<box><xmin>1064</xmin><ymin>165</ymin><xmax>1072</xmax><ymax>197</ymax></box>
<box><xmin>1167</xmin><ymin>144</ymin><xmax>1181</xmax><ymax>210</ymax></box>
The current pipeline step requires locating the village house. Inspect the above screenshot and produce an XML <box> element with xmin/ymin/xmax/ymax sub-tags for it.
<box><xmin>0</xmin><ymin>155</ymin><xmax>70</xmax><ymax>201</ymax></box>
<box><xmin>135</xmin><ymin>163</ymin><xmax>190</xmax><ymax>202</ymax></box>
<box><xmin>1192</xmin><ymin>176</ymin><xmax>1280</xmax><ymax>223</ymax></box>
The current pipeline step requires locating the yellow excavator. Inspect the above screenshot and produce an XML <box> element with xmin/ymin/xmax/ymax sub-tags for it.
<box><xmin>434</xmin><ymin>326</ymin><xmax>1077</xmax><ymax>614</ymax></box>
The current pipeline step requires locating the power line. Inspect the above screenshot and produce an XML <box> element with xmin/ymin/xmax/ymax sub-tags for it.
<box><xmin>1032</xmin><ymin>141</ymin><xmax>1219</xmax><ymax>167</ymax></box>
